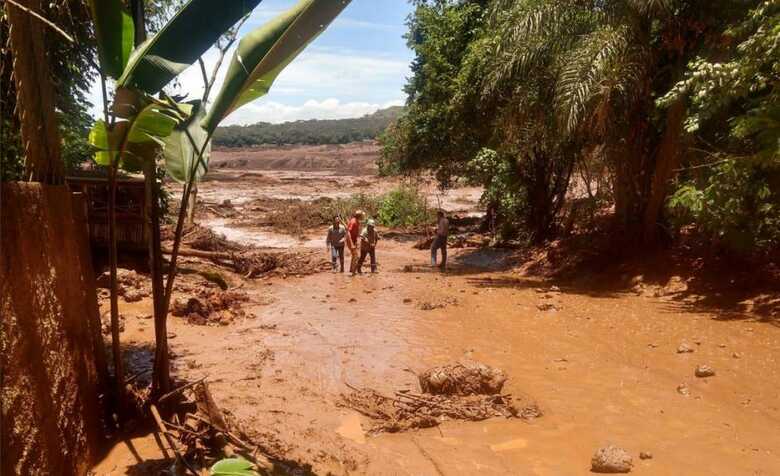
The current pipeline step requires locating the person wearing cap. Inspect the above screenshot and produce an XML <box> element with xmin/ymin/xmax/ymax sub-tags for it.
<box><xmin>357</xmin><ymin>219</ymin><xmax>380</xmax><ymax>273</ymax></box>
<box><xmin>346</xmin><ymin>210</ymin><xmax>363</xmax><ymax>275</ymax></box>
<box><xmin>325</xmin><ymin>216</ymin><xmax>346</xmax><ymax>272</ymax></box>
<box><xmin>431</xmin><ymin>210</ymin><xmax>449</xmax><ymax>271</ymax></box>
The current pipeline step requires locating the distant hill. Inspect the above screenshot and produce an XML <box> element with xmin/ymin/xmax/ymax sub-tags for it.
<box><xmin>213</xmin><ymin>106</ymin><xmax>404</xmax><ymax>148</ymax></box>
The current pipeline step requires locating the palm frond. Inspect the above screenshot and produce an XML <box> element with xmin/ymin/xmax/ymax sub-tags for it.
<box><xmin>482</xmin><ymin>1</ymin><xmax>598</xmax><ymax>100</ymax></box>
<box><xmin>555</xmin><ymin>25</ymin><xmax>646</xmax><ymax>134</ymax></box>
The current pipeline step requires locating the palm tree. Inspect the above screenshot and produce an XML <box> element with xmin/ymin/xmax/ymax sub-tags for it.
<box><xmin>484</xmin><ymin>0</ymin><xmax>758</xmax><ymax>241</ymax></box>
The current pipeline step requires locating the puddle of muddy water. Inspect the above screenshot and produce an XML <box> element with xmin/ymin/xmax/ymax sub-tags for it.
<box><xmin>336</xmin><ymin>412</ymin><xmax>366</xmax><ymax>444</ymax></box>
<box><xmin>204</xmin><ymin>218</ymin><xmax>302</xmax><ymax>249</ymax></box>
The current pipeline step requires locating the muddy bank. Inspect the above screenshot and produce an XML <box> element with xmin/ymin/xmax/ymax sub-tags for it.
<box><xmin>93</xmin><ymin>165</ymin><xmax>780</xmax><ymax>475</ymax></box>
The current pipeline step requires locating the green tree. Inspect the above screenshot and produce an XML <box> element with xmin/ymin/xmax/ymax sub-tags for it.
<box><xmin>663</xmin><ymin>1</ymin><xmax>780</xmax><ymax>252</ymax></box>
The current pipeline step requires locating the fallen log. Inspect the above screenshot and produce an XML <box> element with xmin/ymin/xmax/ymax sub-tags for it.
<box><xmin>162</xmin><ymin>246</ymin><xmax>235</xmax><ymax>261</ymax></box>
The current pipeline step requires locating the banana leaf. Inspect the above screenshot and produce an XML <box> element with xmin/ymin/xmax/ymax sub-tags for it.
<box><xmin>88</xmin><ymin>0</ymin><xmax>134</xmax><ymax>78</ymax></box>
<box><xmin>117</xmin><ymin>0</ymin><xmax>264</xmax><ymax>93</ymax></box>
<box><xmin>163</xmin><ymin>101</ymin><xmax>212</xmax><ymax>184</ymax></box>
<box><xmin>89</xmin><ymin>103</ymin><xmax>182</xmax><ymax>172</ymax></box>
<box><xmin>202</xmin><ymin>0</ymin><xmax>352</xmax><ymax>133</ymax></box>
<box><xmin>210</xmin><ymin>458</ymin><xmax>259</xmax><ymax>476</ymax></box>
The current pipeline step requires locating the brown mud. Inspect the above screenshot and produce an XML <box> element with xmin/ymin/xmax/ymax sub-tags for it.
<box><xmin>92</xmin><ymin>146</ymin><xmax>780</xmax><ymax>475</ymax></box>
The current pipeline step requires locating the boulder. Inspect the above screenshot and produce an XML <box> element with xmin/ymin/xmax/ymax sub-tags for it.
<box><xmin>591</xmin><ymin>445</ymin><xmax>633</xmax><ymax>473</ymax></box>
<box><xmin>695</xmin><ymin>365</ymin><xmax>715</xmax><ymax>378</ymax></box>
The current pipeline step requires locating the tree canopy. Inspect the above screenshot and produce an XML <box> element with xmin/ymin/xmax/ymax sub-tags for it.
<box><xmin>212</xmin><ymin>106</ymin><xmax>403</xmax><ymax>147</ymax></box>
<box><xmin>381</xmin><ymin>0</ymin><xmax>779</xmax><ymax>251</ymax></box>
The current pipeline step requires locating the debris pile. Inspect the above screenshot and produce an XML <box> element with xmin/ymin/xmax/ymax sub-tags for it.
<box><xmin>413</xmin><ymin>233</ymin><xmax>489</xmax><ymax>250</ymax></box>
<box><xmin>98</xmin><ymin>269</ymin><xmax>150</xmax><ymax>303</ymax></box>
<box><xmin>149</xmin><ymin>380</ymin><xmax>273</xmax><ymax>475</ymax></box>
<box><xmin>233</xmin><ymin>250</ymin><xmax>330</xmax><ymax>278</ymax></box>
<box><xmin>164</xmin><ymin>224</ymin><xmax>329</xmax><ymax>279</ymax></box>
<box><xmin>416</xmin><ymin>296</ymin><xmax>458</xmax><ymax>311</ymax></box>
<box><xmin>172</xmin><ymin>289</ymin><xmax>254</xmax><ymax>326</ymax></box>
<box><xmin>182</xmin><ymin>225</ymin><xmax>246</xmax><ymax>253</ymax></box>
<box><xmin>340</xmin><ymin>361</ymin><xmax>540</xmax><ymax>435</ymax></box>
<box><xmin>418</xmin><ymin>361</ymin><xmax>507</xmax><ymax>396</ymax></box>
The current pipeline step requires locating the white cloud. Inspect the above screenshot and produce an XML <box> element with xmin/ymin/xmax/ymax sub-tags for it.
<box><xmin>86</xmin><ymin>32</ymin><xmax>410</xmax><ymax>126</ymax></box>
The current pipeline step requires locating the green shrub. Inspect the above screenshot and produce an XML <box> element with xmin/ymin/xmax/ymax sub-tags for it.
<box><xmin>377</xmin><ymin>186</ymin><xmax>433</xmax><ymax>228</ymax></box>
<box><xmin>668</xmin><ymin>159</ymin><xmax>780</xmax><ymax>252</ymax></box>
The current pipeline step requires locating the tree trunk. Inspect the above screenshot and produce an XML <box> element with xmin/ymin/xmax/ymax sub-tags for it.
<box><xmin>642</xmin><ymin>98</ymin><xmax>686</xmax><ymax>243</ymax></box>
<box><xmin>144</xmin><ymin>161</ymin><xmax>170</xmax><ymax>396</ymax></box>
<box><xmin>107</xmin><ymin>165</ymin><xmax>125</xmax><ymax>423</ymax></box>
<box><xmin>131</xmin><ymin>0</ymin><xmax>170</xmax><ymax>396</ymax></box>
<box><xmin>5</xmin><ymin>0</ymin><xmax>62</xmax><ymax>183</ymax></box>
<box><xmin>186</xmin><ymin>184</ymin><xmax>198</xmax><ymax>226</ymax></box>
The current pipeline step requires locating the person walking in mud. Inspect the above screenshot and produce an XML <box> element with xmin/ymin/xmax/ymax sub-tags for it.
<box><xmin>326</xmin><ymin>216</ymin><xmax>347</xmax><ymax>272</ymax></box>
<box><xmin>346</xmin><ymin>210</ymin><xmax>364</xmax><ymax>275</ymax></box>
<box><xmin>431</xmin><ymin>210</ymin><xmax>449</xmax><ymax>271</ymax></box>
<box><xmin>357</xmin><ymin>219</ymin><xmax>380</xmax><ymax>273</ymax></box>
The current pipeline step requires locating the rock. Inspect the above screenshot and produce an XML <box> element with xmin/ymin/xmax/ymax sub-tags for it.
<box><xmin>732</xmin><ymin>352</ymin><xmax>742</xmax><ymax>359</ymax></box>
<box><xmin>403</xmin><ymin>298</ymin><xmax>413</xmax><ymax>304</ymax></box>
<box><xmin>123</xmin><ymin>289</ymin><xmax>144</xmax><ymax>303</ymax></box>
<box><xmin>677</xmin><ymin>343</ymin><xmax>694</xmax><ymax>354</ymax></box>
<box><xmin>100</xmin><ymin>311</ymin><xmax>125</xmax><ymax>335</ymax></box>
<box><xmin>695</xmin><ymin>365</ymin><xmax>715</xmax><ymax>378</ymax></box>
<box><xmin>549</xmin><ymin>285</ymin><xmax>561</xmax><ymax>292</ymax></box>
<box><xmin>591</xmin><ymin>445</ymin><xmax>633</xmax><ymax>473</ymax></box>
<box><xmin>676</xmin><ymin>383</ymin><xmax>690</xmax><ymax>396</ymax></box>
<box><xmin>663</xmin><ymin>275</ymin><xmax>687</xmax><ymax>294</ymax></box>
<box><xmin>537</xmin><ymin>302</ymin><xmax>559</xmax><ymax>311</ymax></box>
<box><xmin>639</xmin><ymin>451</ymin><xmax>653</xmax><ymax>460</ymax></box>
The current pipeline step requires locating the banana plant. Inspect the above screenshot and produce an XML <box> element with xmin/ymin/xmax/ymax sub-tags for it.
<box><xmin>87</xmin><ymin>0</ymin><xmax>352</xmax><ymax>409</ymax></box>
<box><xmin>162</xmin><ymin>0</ymin><xmax>352</xmax><ymax>312</ymax></box>
<box><xmin>117</xmin><ymin>0</ymin><xmax>264</xmax><ymax>93</ymax></box>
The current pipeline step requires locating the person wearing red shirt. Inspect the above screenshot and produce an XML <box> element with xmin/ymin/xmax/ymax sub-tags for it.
<box><xmin>346</xmin><ymin>210</ymin><xmax>363</xmax><ymax>275</ymax></box>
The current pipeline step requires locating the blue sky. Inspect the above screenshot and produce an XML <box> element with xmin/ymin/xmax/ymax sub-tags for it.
<box><xmin>90</xmin><ymin>0</ymin><xmax>414</xmax><ymax>125</ymax></box>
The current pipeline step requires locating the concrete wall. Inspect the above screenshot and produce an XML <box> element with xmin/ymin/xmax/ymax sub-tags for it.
<box><xmin>1</xmin><ymin>182</ymin><xmax>107</xmax><ymax>475</ymax></box>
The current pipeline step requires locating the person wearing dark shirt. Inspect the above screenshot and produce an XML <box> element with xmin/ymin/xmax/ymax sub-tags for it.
<box><xmin>431</xmin><ymin>210</ymin><xmax>449</xmax><ymax>271</ymax></box>
<box><xmin>325</xmin><ymin>217</ymin><xmax>346</xmax><ymax>272</ymax></box>
<box><xmin>357</xmin><ymin>219</ymin><xmax>380</xmax><ymax>273</ymax></box>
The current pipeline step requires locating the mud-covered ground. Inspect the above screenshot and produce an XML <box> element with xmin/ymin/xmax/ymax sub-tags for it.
<box><xmin>93</xmin><ymin>145</ymin><xmax>780</xmax><ymax>475</ymax></box>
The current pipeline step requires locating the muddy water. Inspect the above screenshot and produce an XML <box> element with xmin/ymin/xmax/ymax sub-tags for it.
<box><xmin>94</xmin><ymin>163</ymin><xmax>780</xmax><ymax>475</ymax></box>
<box><xmin>136</xmin><ymin>238</ymin><xmax>780</xmax><ymax>475</ymax></box>
<box><xmin>204</xmin><ymin>218</ymin><xmax>304</xmax><ymax>249</ymax></box>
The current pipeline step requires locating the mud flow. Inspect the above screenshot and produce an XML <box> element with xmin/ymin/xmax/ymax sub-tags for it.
<box><xmin>93</xmin><ymin>144</ymin><xmax>780</xmax><ymax>475</ymax></box>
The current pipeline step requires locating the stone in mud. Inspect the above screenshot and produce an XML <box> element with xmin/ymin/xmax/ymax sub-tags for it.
<box><xmin>537</xmin><ymin>302</ymin><xmax>559</xmax><ymax>311</ymax></box>
<box><xmin>418</xmin><ymin>360</ymin><xmax>507</xmax><ymax>396</ymax></box>
<box><xmin>695</xmin><ymin>365</ymin><xmax>715</xmax><ymax>378</ymax></box>
<box><xmin>676</xmin><ymin>383</ymin><xmax>690</xmax><ymax>396</ymax></box>
<box><xmin>100</xmin><ymin>311</ymin><xmax>125</xmax><ymax>335</ymax></box>
<box><xmin>591</xmin><ymin>445</ymin><xmax>633</xmax><ymax>473</ymax></box>
<box><xmin>123</xmin><ymin>289</ymin><xmax>145</xmax><ymax>303</ymax></box>
<box><xmin>677</xmin><ymin>343</ymin><xmax>694</xmax><ymax>354</ymax></box>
